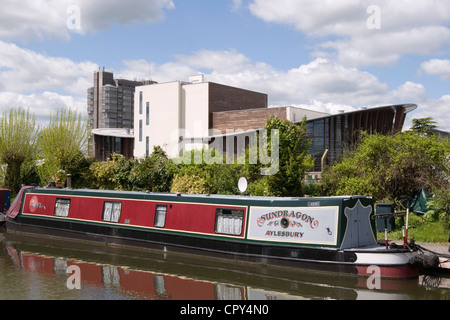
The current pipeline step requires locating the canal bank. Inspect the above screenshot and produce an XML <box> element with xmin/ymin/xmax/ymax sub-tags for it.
<box><xmin>418</xmin><ymin>242</ymin><xmax>449</xmax><ymax>255</ymax></box>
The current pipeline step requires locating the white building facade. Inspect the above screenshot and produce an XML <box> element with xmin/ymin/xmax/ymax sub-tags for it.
<box><xmin>134</xmin><ymin>76</ymin><xmax>211</xmax><ymax>158</ymax></box>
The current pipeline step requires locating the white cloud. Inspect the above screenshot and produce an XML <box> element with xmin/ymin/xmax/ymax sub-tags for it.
<box><xmin>118</xmin><ymin>50</ymin><xmax>419</xmax><ymax>115</ymax></box>
<box><xmin>320</xmin><ymin>26</ymin><xmax>450</xmax><ymax>67</ymax></box>
<box><xmin>248</xmin><ymin>0</ymin><xmax>450</xmax><ymax>67</ymax></box>
<box><xmin>0</xmin><ymin>91</ymin><xmax>86</xmax><ymax>126</ymax></box>
<box><xmin>249</xmin><ymin>0</ymin><xmax>364</xmax><ymax>36</ymax></box>
<box><xmin>387</xmin><ymin>81</ymin><xmax>428</xmax><ymax>105</ymax></box>
<box><xmin>1</xmin><ymin>44</ymin><xmax>447</xmax><ymax>132</ymax></box>
<box><xmin>0</xmin><ymin>41</ymin><xmax>97</xmax><ymax>95</ymax></box>
<box><xmin>420</xmin><ymin>59</ymin><xmax>450</xmax><ymax>80</ymax></box>
<box><xmin>0</xmin><ymin>0</ymin><xmax>175</xmax><ymax>41</ymax></box>
<box><xmin>0</xmin><ymin>41</ymin><xmax>97</xmax><ymax>124</ymax></box>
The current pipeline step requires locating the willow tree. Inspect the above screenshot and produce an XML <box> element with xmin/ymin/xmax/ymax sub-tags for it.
<box><xmin>37</xmin><ymin>108</ymin><xmax>90</xmax><ymax>187</ymax></box>
<box><xmin>0</xmin><ymin>107</ymin><xmax>38</xmax><ymax>191</ymax></box>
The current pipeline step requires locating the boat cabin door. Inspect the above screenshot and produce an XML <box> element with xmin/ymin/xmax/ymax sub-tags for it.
<box><xmin>340</xmin><ymin>199</ymin><xmax>377</xmax><ymax>249</ymax></box>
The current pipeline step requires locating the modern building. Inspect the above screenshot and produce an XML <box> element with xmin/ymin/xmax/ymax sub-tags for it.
<box><xmin>134</xmin><ymin>75</ymin><xmax>267</xmax><ymax>158</ymax></box>
<box><xmin>88</xmin><ymin>71</ymin><xmax>416</xmax><ymax>180</ymax></box>
<box><xmin>132</xmin><ymin>75</ymin><xmax>417</xmax><ymax>178</ymax></box>
<box><xmin>304</xmin><ymin>104</ymin><xmax>417</xmax><ymax>180</ymax></box>
<box><xmin>87</xmin><ymin>70</ymin><xmax>155</xmax><ymax>160</ymax></box>
<box><xmin>208</xmin><ymin>103</ymin><xmax>417</xmax><ymax>176</ymax></box>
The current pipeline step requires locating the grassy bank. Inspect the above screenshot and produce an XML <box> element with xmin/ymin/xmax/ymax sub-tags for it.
<box><xmin>376</xmin><ymin>213</ymin><xmax>449</xmax><ymax>243</ymax></box>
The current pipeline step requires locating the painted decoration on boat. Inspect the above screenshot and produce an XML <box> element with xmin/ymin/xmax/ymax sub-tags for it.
<box><xmin>29</xmin><ymin>196</ymin><xmax>46</xmax><ymax>213</ymax></box>
<box><xmin>247</xmin><ymin>206</ymin><xmax>339</xmax><ymax>245</ymax></box>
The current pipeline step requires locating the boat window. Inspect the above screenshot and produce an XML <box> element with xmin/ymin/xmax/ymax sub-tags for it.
<box><xmin>103</xmin><ymin>201</ymin><xmax>122</xmax><ymax>223</ymax></box>
<box><xmin>215</xmin><ymin>208</ymin><xmax>244</xmax><ymax>236</ymax></box>
<box><xmin>154</xmin><ymin>205</ymin><xmax>167</xmax><ymax>228</ymax></box>
<box><xmin>54</xmin><ymin>198</ymin><xmax>70</xmax><ymax>217</ymax></box>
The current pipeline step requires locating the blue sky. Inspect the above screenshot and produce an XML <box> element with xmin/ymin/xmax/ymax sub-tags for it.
<box><xmin>0</xmin><ymin>0</ymin><xmax>449</xmax><ymax>131</ymax></box>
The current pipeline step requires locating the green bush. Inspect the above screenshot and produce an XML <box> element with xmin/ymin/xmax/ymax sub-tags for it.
<box><xmin>129</xmin><ymin>146</ymin><xmax>175</xmax><ymax>192</ymax></box>
<box><xmin>322</xmin><ymin>130</ymin><xmax>450</xmax><ymax>203</ymax></box>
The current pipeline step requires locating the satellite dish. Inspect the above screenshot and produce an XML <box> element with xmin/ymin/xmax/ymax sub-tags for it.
<box><xmin>238</xmin><ymin>177</ymin><xmax>248</xmax><ymax>193</ymax></box>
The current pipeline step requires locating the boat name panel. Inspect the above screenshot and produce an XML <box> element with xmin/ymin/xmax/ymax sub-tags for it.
<box><xmin>247</xmin><ymin>206</ymin><xmax>339</xmax><ymax>246</ymax></box>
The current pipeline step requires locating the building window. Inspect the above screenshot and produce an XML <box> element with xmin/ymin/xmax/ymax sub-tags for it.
<box><xmin>215</xmin><ymin>208</ymin><xmax>244</xmax><ymax>236</ymax></box>
<box><xmin>103</xmin><ymin>201</ymin><xmax>122</xmax><ymax>223</ymax></box>
<box><xmin>139</xmin><ymin>120</ymin><xmax>143</xmax><ymax>142</ymax></box>
<box><xmin>139</xmin><ymin>91</ymin><xmax>143</xmax><ymax>114</ymax></box>
<box><xmin>115</xmin><ymin>137</ymin><xmax>121</xmax><ymax>154</ymax></box>
<box><xmin>146</xmin><ymin>102</ymin><xmax>150</xmax><ymax>125</ymax></box>
<box><xmin>54</xmin><ymin>198</ymin><xmax>70</xmax><ymax>217</ymax></box>
<box><xmin>146</xmin><ymin>136</ymin><xmax>150</xmax><ymax>157</ymax></box>
<box><xmin>154</xmin><ymin>205</ymin><xmax>167</xmax><ymax>228</ymax></box>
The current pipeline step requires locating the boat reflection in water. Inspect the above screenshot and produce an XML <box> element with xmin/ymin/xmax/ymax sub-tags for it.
<box><xmin>3</xmin><ymin>232</ymin><xmax>447</xmax><ymax>300</ymax></box>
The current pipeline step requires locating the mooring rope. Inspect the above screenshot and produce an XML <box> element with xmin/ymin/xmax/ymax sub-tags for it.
<box><xmin>417</xmin><ymin>245</ymin><xmax>450</xmax><ymax>260</ymax></box>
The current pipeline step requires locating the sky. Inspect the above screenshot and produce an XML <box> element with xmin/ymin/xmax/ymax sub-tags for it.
<box><xmin>0</xmin><ymin>0</ymin><xmax>449</xmax><ymax>131</ymax></box>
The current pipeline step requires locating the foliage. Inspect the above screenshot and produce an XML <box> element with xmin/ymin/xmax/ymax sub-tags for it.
<box><xmin>169</xmin><ymin>117</ymin><xmax>313</xmax><ymax>197</ymax></box>
<box><xmin>129</xmin><ymin>146</ymin><xmax>175</xmax><ymax>192</ymax></box>
<box><xmin>377</xmin><ymin>214</ymin><xmax>448</xmax><ymax>243</ymax></box>
<box><xmin>425</xmin><ymin>188</ymin><xmax>450</xmax><ymax>228</ymax></box>
<box><xmin>0</xmin><ymin>107</ymin><xmax>38</xmax><ymax>192</ymax></box>
<box><xmin>86</xmin><ymin>147</ymin><xmax>176</xmax><ymax>192</ymax></box>
<box><xmin>36</xmin><ymin>108</ymin><xmax>90</xmax><ymax>187</ymax></box>
<box><xmin>88</xmin><ymin>153</ymin><xmax>128</xmax><ymax>190</ymax></box>
<box><xmin>253</xmin><ymin>117</ymin><xmax>313</xmax><ymax>197</ymax></box>
<box><xmin>410</xmin><ymin>117</ymin><xmax>438</xmax><ymax>136</ymax></box>
<box><xmin>171</xmin><ymin>172</ymin><xmax>209</xmax><ymax>194</ymax></box>
<box><xmin>171</xmin><ymin>149</ymin><xmax>241</xmax><ymax>195</ymax></box>
<box><xmin>246</xmin><ymin>177</ymin><xmax>271</xmax><ymax>196</ymax></box>
<box><xmin>20</xmin><ymin>160</ymin><xmax>42</xmax><ymax>187</ymax></box>
<box><xmin>322</xmin><ymin>129</ymin><xmax>450</xmax><ymax>203</ymax></box>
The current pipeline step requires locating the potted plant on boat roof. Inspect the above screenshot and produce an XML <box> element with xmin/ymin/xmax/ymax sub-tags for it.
<box><xmin>55</xmin><ymin>169</ymin><xmax>66</xmax><ymax>188</ymax></box>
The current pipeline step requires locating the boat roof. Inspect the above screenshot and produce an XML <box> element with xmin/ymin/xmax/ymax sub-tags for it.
<box><xmin>27</xmin><ymin>187</ymin><xmax>370</xmax><ymax>206</ymax></box>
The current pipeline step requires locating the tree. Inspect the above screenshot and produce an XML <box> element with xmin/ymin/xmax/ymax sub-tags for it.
<box><xmin>252</xmin><ymin>117</ymin><xmax>313</xmax><ymax>197</ymax></box>
<box><xmin>130</xmin><ymin>146</ymin><xmax>175</xmax><ymax>192</ymax></box>
<box><xmin>410</xmin><ymin>117</ymin><xmax>438</xmax><ymax>136</ymax></box>
<box><xmin>170</xmin><ymin>149</ymin><xmax>241</xmax><ymax>195</ymax></box>
<box><xmin>322</xmin><ymin>130</ymin><xmax>450</xmax><ymax>203</ymax></box>
<box><xmin>37</xmin><ymin>108</ymin><xmax>90</xmax><ymax>187</ymax></box>
<box><xmin>88</xmin><ymin>153</ymin><xmax>129</xmax><ymax>190</ymax></box>
<box><xmin>0</xmin><ymin>107</ymin><xmax>38</xmax><ymax>191</ymax></box>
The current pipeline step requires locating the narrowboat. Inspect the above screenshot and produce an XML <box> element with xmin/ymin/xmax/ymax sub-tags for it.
<box><xmin>5</xmin><ymin>185</ymin><xmax>420</xmax><ymax>278</ymax></box>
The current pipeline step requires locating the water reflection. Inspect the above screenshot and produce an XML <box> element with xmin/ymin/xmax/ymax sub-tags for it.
<box><xmin>1</xmin><ymin>230</ymin><xmax>449</xmax><ymax>300</ymax></box>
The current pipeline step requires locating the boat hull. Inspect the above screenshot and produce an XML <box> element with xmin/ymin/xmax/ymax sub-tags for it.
<box><xmin>6</xmin><ymin>214</ymin><xmax>419</xmax><ymax>279</ymax></box>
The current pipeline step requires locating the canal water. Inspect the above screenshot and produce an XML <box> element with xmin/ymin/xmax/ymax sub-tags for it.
<box><xmin>1</xmin><ymin>228</ymin><xmax>449</xmax><ymax>301</ymax></box>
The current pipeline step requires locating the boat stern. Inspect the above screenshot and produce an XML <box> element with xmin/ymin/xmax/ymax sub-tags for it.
<box><xmin>351</xmin><ymin>245</ymin><xmax>419</xmax><ymax>278</ymax></box>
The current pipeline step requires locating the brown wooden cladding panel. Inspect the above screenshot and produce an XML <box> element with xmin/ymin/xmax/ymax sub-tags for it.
<box><xmin>208</xmin><ymin>82</ymin><xmax>268</xmax><ymax>114</ymax></box>
<box><xmin>211</xmin><ymin>107</ymin><xmax>287</xmax><ymax>133</ymax></box>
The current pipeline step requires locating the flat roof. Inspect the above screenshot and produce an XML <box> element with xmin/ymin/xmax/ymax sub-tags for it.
<box><xmin>91</xmin><ymin>128</ymin><xmax>134</xmax><ymax>138</ymax></box>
